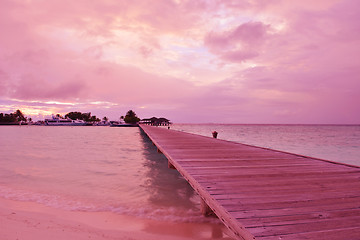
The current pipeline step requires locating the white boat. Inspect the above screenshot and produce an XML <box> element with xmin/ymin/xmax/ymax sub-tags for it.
<box><xmin>44</xmin><ymin>116</ymin><xmax>87</xmax><ymax>126</ymax></box>
<box><xmin>109</xmin><ymin>120</ymin><xmax>138</xmax><ymax>127</ymax></box>
<box><xmin>96</xmin><ymin>120</ymin><xmax>110</xmax><ymax>126</ymax></box>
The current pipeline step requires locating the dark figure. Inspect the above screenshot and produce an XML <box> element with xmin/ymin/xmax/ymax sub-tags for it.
<box><xmin>212</xmin><ymin>131</ymin><xmax>218</xmax><ymax>138</ymax></box>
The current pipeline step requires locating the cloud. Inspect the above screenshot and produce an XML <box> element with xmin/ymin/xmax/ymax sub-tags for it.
<box><xmin>11</xmin><ymin>75</ymin><xmax>88</xmax><ymax>101</ymax></box>
<box><xmin>87</xmin><ymin>61</ymin><xmax>197</xmax><ymax>105</ymax></box>
<box><xmin>205</xmin><ymin>21</ymin><xmax>270</xmax><ymax>62</ymax></box>
<box><xmin>83</xmin><ymin>46</ymin><xmax>104</xmax><ymax>60</ymax></box>
<box><xmin>0</xmin><ymin>69</ymin><xmax>10</xmax><ymax>95</ymax></box>
<box><xmin>205</xmin><ymin>22</ymin><xmax>269</xmax><ymax>49</ymax></box>
<box><xmin>220</xmin><ymin>50</ymin><xmax>259</xmax><ymax>63</ymax></box>
<box><xmin>0</xmin><ymin>0</ymin><xmax>359</xmax><ymax>123</ymax></box>
<box><xmin>138</xmin><ymin>46</ymin><xmax>153</xmax><ymax>58</ymax></box>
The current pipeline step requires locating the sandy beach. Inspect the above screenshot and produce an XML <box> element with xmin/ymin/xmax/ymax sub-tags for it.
<box><xmin>0</xmin><ymin>197</ymin><xmax>232</xmax><ymax>240</ymax></box>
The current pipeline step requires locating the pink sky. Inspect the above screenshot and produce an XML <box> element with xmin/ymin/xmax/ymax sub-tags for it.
<box><xmin>0</xmin><ymin>0</ymin><xmax>359</xmax><ymax>123</ymax></box>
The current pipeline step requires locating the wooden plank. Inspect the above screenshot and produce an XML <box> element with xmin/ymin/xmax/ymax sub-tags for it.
<box><xmin>256</xmin><ymin>227</ymin><xmax>360</xmax><ymax>240</ymax></box>
<box><xmin>183</xmin><ymin>165</ymin><xmax>353</xmax><ymax>173</ymax></box>
<box><xmin>237</xmin><ymin>209</ymin><xmax>360</xmax><ymax>228</ymax></box>
<box><xmin>229</xmin><ymin>205</ymin><xmax>360</xmax><ymax>220</ymax></box>
<box><xmin>249</xmin><ymin>216</ymin><xmax>360</xmax><ymax>237</ymax></box>
<box><xmin>217</xmin><ymin>196</ymin><xmax>360</xmax><ymax>211</ymax></box>
<box><xmin>139</xmin><ymin>125</ymin><xmax>360</xmax><ymax>240</ymax></box>
<box><xmin>177</xmin><ymin>160</ymin><xmax>319</xmax><ymax>167</ymax></box>
<box><xmin>204</xmin><ymin>183</ymin><xmax>360</xmax><ymax>196</ymax></box>
<box><xmin>189</xmin><ymin>170</ymin><xmax>360</xmax><ymax>179</ymax></box>
<box><xmin>211</xmin><ymin>191</ymin><xmax>360</xmax><ymax>202</ymax></box>
<box><xmin>197</xmin><ymin>173</ymin><xmax>360</xmax><ymax>185</ymax></box>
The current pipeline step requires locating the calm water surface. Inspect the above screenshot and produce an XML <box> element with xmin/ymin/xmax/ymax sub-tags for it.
<box><xmin>0</xmin><ymin>126</ymin><xmax>202</xmax><ymax>222</ymax></box>
<box><xmin>0</xmin><ymin>124</ymin><xmax>359</xmax><ymax>224</ymax></box>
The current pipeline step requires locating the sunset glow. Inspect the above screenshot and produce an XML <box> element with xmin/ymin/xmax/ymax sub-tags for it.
<box><xmin>1</xmin><ymin>0</ymin><xmax>359</xmax><ymax>123</ymax></box>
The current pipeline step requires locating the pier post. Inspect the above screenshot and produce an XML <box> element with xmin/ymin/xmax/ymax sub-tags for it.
<box><xmin>201</xmin><ymin>199</ymin><xmax>215</xmax><ymax>217</ymax></box>
<box><xmin>168</xmin><ymin>161</ymin><xmax>176</xmax><ymax>169</ymax></box>
<box><xmin>212</xmin><ymin>131</ymin><xmax>218</xmax><ymax>138</ymax></box>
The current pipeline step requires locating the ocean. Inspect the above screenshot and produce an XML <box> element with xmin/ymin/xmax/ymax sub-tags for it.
<box><xmin>0</xmin><ymin>126</ymin><xmax>204</xmax><ymax>221</ymax></box>
<box><xmin>0</xmin><ymin>124</ymin><xmax>359</xmax><ymax>238</ymax></box>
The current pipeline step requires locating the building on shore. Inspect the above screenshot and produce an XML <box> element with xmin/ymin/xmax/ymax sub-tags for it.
<box><xmin>140</xmin><ymin>117</ymin><xmax>171</xmax><ymax>126</ymax></box>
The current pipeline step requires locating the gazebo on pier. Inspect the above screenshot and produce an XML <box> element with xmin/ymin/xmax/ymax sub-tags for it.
<box><xmin>140</xmin><ymin>117</ymin><xmax>171</xmax><ymax>126</ymax></box>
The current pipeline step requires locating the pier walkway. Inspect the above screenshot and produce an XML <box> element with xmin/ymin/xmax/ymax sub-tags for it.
<box><xmin>139</xmin><ymin>125</ymin><xmax>360</xmax><ymax>240</ymax></box>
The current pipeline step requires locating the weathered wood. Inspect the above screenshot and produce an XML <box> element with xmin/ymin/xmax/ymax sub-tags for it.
<box><xmin>256</xmin><ymin>226</ymin><xmax>360</xmax><ymax>240</ymax></box>
<box><xmin>139</xmin><ymin>125</ymin><xmax>360</xmax><ymax>240</ymax></box>
<box><xmin>248</xmin><ymin>216</ymin><xmax>360</xmax><ymax>237</ymax></box>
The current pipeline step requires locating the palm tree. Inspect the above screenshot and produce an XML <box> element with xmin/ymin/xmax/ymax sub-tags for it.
<box><xmin>124</xmin><ymin>110</ymin><xmax>140</xmax><ymax>123</ymax></box>
<box><xmin>15</xmin><ymin>109</ymin><xmax>26</xmax><ymax>122</ymax></box>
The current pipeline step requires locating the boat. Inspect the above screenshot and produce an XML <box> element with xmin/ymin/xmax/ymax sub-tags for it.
<box><xmin>44</xmin><ymin>116</ymin><xmax>87</xmax><ymax>126</ymax></box>
<box><xmin>34</xmin><ymin>121</ymin><xmax>45</xmax><ymax>126</ymax></box>
<box><xmin>96</xmin><ymin>120</ymin><xmax>110</xmax><ymax>126</ymax></box>
<box><xmin>109</xmin><ymin>120</ymin><xmax>138</xmax><ymax>127</ymax></box>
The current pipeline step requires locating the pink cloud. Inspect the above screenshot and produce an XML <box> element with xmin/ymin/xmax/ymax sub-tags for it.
<box><xmin>0</xmin><ymin>0</ymin><xmax>359</xmax><ymax>123</ymax></box>
<box><xmin>138</xmin><ymin>46</ymin><xmax>153</xmax><ymax>58</ymax></box>
<box><xmin>11</xmin><ymin>76</ymin><xmax>87</xmax><ymax>100</ymax></box>
<box><xmin>220</xmin><ymin>50</ymin><xmax>259</xmax><ymax>63</ymax></box>
<box><xmin>88</xmin><ymin>62</ymin><xmax>197</xmax><ymax>105</ymax></box>
<box><xmin>205</xmin><ymin>22</ymin><xmax>269</xmax><ymax>48</ymax></box>
<box><xmin>205</xmin><ymin>22</ymin><xmax>270</xmax><ymax>62</ymax></box>
<box><xmin>0</xmin><ymin>70</ymin><xmax>10</xmax><ymax>95</ymax></box>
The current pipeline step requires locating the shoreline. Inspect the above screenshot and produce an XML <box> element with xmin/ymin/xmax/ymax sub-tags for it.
<box><xmin>0</xmin><ymin>197</ymin><xmax>232</xmax><ymax>240</ymax></box>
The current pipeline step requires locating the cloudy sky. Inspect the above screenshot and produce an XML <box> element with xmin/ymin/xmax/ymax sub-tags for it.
<box><xmin>0</xmin><ymin>0</ymin><xmax>359</xmax><ymax>123</ymax></box>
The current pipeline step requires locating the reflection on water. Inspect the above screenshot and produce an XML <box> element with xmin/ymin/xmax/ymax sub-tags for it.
<box><xmin>140</xmin><ymin>130</ymin><xmax>199</xmax><ymax>210</ymax></box>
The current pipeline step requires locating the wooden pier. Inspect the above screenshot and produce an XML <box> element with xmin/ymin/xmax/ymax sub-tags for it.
<box><xmin>139</xmin><ymin>125</ymin><xmax>360</xmax><ymax>240</ymax></box>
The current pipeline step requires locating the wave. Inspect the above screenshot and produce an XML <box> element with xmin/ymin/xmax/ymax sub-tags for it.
<box><xmin>0</xmin><ymin>185</ymin><xmax>219</xmax><ymax>224</ymax></box>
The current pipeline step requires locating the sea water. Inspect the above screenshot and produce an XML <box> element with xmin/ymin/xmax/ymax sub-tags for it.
<box><xmin>0</xmin><ymin>124</ymin><xmax>359</xmax><ymax>233</ymax></box>
<box><xmin>0</xmin><ymin>126</ymin><xmax>202</xmax><ymax>222</ymax></box>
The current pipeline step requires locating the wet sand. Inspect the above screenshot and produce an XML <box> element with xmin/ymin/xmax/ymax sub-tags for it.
<box><xmin>0</xmin><ymin>197</ymin><xmax>233</xmax><ymax>240</ymax></box>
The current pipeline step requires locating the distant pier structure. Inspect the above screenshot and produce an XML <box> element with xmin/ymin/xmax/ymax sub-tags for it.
<box><xmin>140</xmin><ymin>117</ymin><xmax>171</xmax><ymax>126</ymax></box>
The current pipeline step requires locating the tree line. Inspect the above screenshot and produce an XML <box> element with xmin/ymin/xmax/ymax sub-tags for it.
<box><xmin>64</xmin><ymin>112</ymin><xmax>100</xmax><ymax>122</ymax></box>
<box><xmin>0</xmin><ymin>110</ymin><xmax>28</xmax><ymax>123</ymax></box>
<box><xmin>0</xmin><ymin>109</ymin><xmax>161</xmax><ymax>125</ymax></box>
<box><xmin>64</xmin><ymin>110</ymin><xmax>140</xmax><ymax>123</ymax></box>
